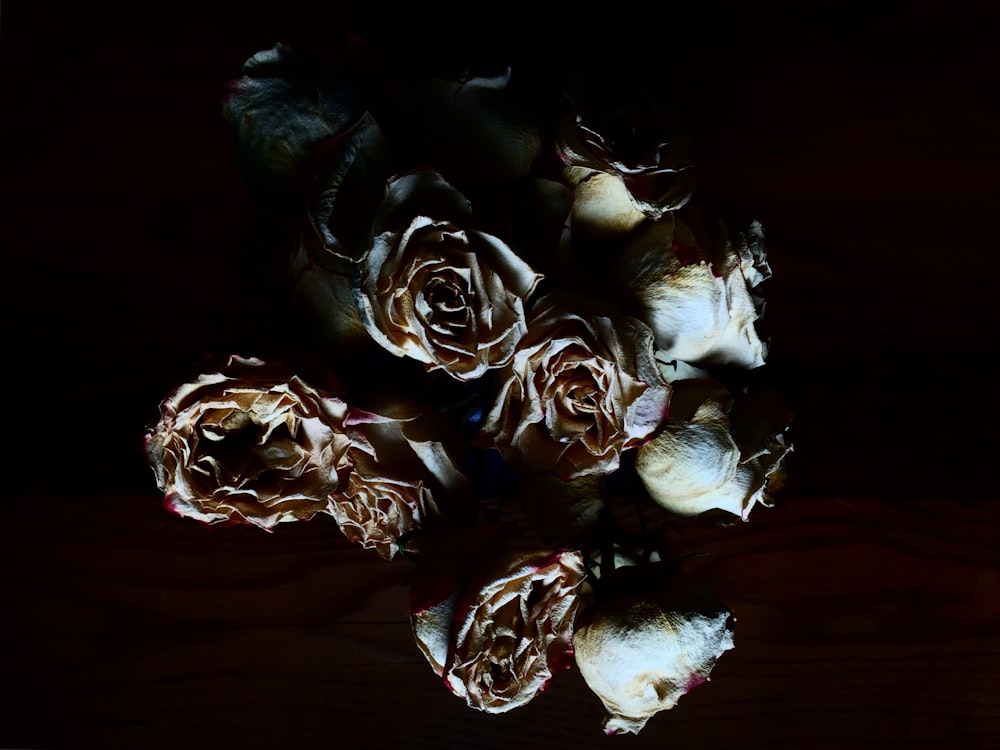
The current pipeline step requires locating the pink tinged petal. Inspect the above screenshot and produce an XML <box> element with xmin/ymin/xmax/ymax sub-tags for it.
<box><xmin>411</xmin><ymin>591</ymin><xmax>460</xmax><ymax>677</ymax></box>
<box><xmin>684</xmin><ymin>671</ymin><xmax>709</xmax><ymax>693</ymax></box>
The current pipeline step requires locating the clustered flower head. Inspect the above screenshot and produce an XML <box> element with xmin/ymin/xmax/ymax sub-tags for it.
<box><xmin>144</xmin><ymin>39</ymin><xmax>794</xmax><ymax>735</ymax></box>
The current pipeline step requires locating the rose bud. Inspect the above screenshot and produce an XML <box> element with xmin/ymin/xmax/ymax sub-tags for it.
<box><xmin>326</xmin><ymin>395</ymin><xmax>471</xmax><ymax>560</ymax></box>
<box><xmin>144</xmin><ymin>356</ymin><xmax>352</xmax><ymax>530</ymax></box>
<box><xmin>634</xmin><ymin>377</ymin><xmax>792</xmax><ymax>521</ymax></box>
<box><xmin>480</xmin><ymin>291</ymin><xmax>671</xmax><ymax>480</ymax></box>
<box><xmin>410</xmin><ymin>532</ymin><xmax>587</xmax><ymax>713</ymax></box>
<box><xmin>556</xmin><ymin>103</ymin><xmax>694</xmax><ymax>239</ymax></box>
<box><xmin>355</xmin><ymin>170</ymin><xmax>543</xmax><ymax>381</ymax></box>
<box><xmin>613</xmin><ymin>205</ymin><xmax>771</xmax><ymax>369</ymax></box>
<box><xmin>574</xmin><ymin>564</ymin><xmax>735</xmax><ymax>735</ymax></box>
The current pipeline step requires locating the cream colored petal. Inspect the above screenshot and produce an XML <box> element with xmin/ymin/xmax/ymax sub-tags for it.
<box><xmin>616</xmin><ymin>214</ymin><xmax>767</xmax><ymax>369</ymax></box>
<box><xmin>567</xmin><ymin>169</ymin><xmax>646</xmax><ymax>240</ymax></box>
<box><xmin>635</xmin><ymin>379</ymin><xmax>791</xmax><ymax>521</ymax></box>
<box><xmin>411</xmin><ymin>590</ymin><xmax>460</xmax><ymax>677</ymax></box>
<box><xmin>574</xmin><ymin>581</ymin><xmax>734</xmax><ymax>736</ymax></box>
<box><xmin>635</xmin><ymin>404</ymin><xmax>744</xmax><ymax>517</ymax></box>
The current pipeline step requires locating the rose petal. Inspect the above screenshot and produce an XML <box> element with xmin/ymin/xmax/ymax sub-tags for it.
<box><xmin>615</xmin><ymin>208</ymin><xmax>769</xmax><ymax>369</ymax></box>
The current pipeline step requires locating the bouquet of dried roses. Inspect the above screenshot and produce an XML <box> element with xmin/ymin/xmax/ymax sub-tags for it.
<box><xmin>144</xmin><ymin>41</ymin><xmax>792</xmax><ymax>735</ymax></box>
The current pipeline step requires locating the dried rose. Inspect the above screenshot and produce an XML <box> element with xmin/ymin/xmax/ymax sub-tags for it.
<box><xmin>557</xmin><ymin>104</ymin><xmax>694</xmax><ymax>238</ymax></box>
<box><xmin>222</xmin><ymin>44</ymin><xmax>356</xmax><ymax>185</ymax></box>
<box><xmin>326</xmin><ymin>397</ymin><xmax>470</xmax><ymax>560</ymax></box>
<box><xmin>300</xmin><ymin>111</ymin><xmax>392</xmax><ymax>266</ymax></box>
<box><xmin>635</xmin><ymin>377</ymin><xmax>792</xmax><ymax>521</ymax></box>
<box><xmin>480</xmin><ymin>292</ymin><xmax>671</xmax><ymax>480</ymax></box>
<box><xmin>145</xmin><ymin>356</ymin><xmax>351</xmax><ymax>530</ymax></box>
<box><xmin>614</xmin><ymin>205</ymin><xmax>771</xmax><ymax>369</ymax></box>
<box><xmin>411</xmin><ymin>536</ymin><xmax>587</xmax><ymax>713</ymax></box>
<box><xmin>222</xmin><ymin>44</ymin><xmax>391</xmax><ymax>265</ymax></box>
<box><xmin>355</xmin><ymin>170</ymin><xmax>543</xmax><ymax>381</ymax></box>
<box><xmin>574</xmin><ymin>565</ymin><xmax>735</xmax><ymax>735</ymax></box>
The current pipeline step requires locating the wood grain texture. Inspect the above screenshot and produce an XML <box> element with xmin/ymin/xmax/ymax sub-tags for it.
<box><xmin>2</xmin><ymin>2</ymin><xmax>998</xmax><ymax>748</ymax></box>
<box><xmin>4</xmin><ymin>494</ymin><xmax>998</xmax><ymax>749</ymax></box>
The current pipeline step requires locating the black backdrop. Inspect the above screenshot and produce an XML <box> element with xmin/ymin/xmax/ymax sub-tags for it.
<box><xmin>2</xmin><ymin>2</ymin><xmax>998</xmax><ymax>748</ymax></box>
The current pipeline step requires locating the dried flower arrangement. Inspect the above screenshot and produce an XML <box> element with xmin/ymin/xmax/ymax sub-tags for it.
<box><xmin>144</xmin><ymin>39</ymin><xmax>792</xmax><ymax>735</ymax></box>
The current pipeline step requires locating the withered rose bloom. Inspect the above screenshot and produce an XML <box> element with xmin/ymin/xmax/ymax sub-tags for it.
<box><xmin>614</xmin><ymin>204</ymin><xmax>771</xmax><ymax>369</ymax></box>
<box><xmin>222</xmin><ymin>43</ymin><xmax>358</xmax><ymax>186</ymax></box>
<box><xmin>556</xmin><ymin>104</ymin><xmax>694</xmax><ymax>238</ymax></box>
<box><xmin>355</xmin><ymin>170</ymin><xmax>544</xmax><ymax>381</ymax></box>
<box><xmin>635</xmin><ymin>377</ymin><xmax>792</xmax><ymax>521</ymax></box>
<box><xmin>574</xmin><ymin>565</ymin><xmax>735</xmax><ymax>735</ymax></box>
<box><xmin>481</xmin><ymin>292</ymin><xmax>671</xmax><ymax>480</ymax></box>
<box><xmin>222</xmin><ymin>44</ymin><xmax>391</xmax><ymax>265</ymax></box>
<box><xmin>327</xmin><ymin>399</ymin><xmax>470</xmax><ymax>560</ymax></box>
<box><xmin>145</xmin><ymin>356</ymin><xmax>351</xmax><ymax>530</ymax></box>
<box><xmin>411</xmin><ymin>537</ymin><xmax>587</xmax><ymax>713</ymax></box>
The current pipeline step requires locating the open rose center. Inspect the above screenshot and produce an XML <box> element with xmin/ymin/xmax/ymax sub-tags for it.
<box><xmin>552</xmin><ymin>367</ymin><xmax>603</xmax><ymax>442</ymax></box>
<box><xmin>146</xmin><ymin>358</ymin><xmax>355</xmax><ymax>530</ymax></box>
<box><xmin>196</xmin><ymin>422</ymin><xmax>305</xmax><ymax>487</ymax></box>
<box><xmin>474</xmin><ymin>595</ymin><xmax>529</xmax><ymax>699</ymax></box>
<box><xmin>397</xmin><ymin>229</ymin><xmax>483</xmax><ymax>359</ymax></box>
<box><xmin>190</xmin><ymin>394</ymin><xmax>320</xmax><ymax>496</ymax></box>
<box><xmin>562</xmin><ymin>370</ymin><xmax>600</xmax><ymax>415</ymax></box>
<box><xmin>359</xmin><ymin>175</ymin><xmax>543</xmax><ymax>381</ymax></box>
<box><xmin>421</xmin><ymin>270</ymin><xmax>471</xmax><ymax>336</ymax></box>
<box><xmin>481</xmin><ymin>296</ymin><xmax>669</xmax><ymax>480</ymax></box>
<box><xmin>487</xmin><ymin>635</ymin><xmax>519</xmax><ymax>696</ymax></box>
<box><xmin>540</xmin><ymin>345</ymin><xmax>611</xmax><ymax>445</ymax></box>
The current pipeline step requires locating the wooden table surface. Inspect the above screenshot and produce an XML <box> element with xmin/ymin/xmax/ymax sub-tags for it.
<box><xmin>3</xmin><ymin>3</ymin><xmax>998</xmax><ymax>748</ymax></box>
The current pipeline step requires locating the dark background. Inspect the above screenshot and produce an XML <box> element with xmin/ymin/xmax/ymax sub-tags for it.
<box><xmin>2</xmin><ymin>2</ymin><xmax>998</xmax><ymax>748</ymax></box>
